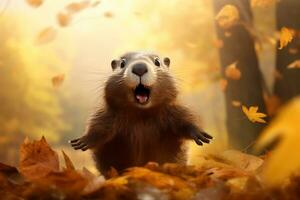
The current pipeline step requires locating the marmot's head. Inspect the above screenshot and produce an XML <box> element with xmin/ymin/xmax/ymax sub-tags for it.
<box><xmin>105</xmin><ymin>52</ymin><xmax>178</xmax><ymax>109</ymax></box>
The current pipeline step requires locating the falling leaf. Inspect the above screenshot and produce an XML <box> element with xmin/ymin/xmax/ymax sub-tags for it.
<box><xmin>242</xmin><ymin>105</ymin><xmax>267</xmax><ymax>123</ymax></box>
<box><xmin>91</xmin><ymin>0</ymin><xmax>101</xmax><ymax>7</ymax></box>
<box><xmin>219</xmin><ymin>79</ymin><xmax>228</xmax><ymax>92</ymax></box>
<box><xmin>19</xmin><ymin>137</ymin><xmax>59</xmax><ymax>180</ymax></box>
<box><xmin>65</xmin><ymin>0</ymin><xmax>91</xmax><ymax>14</ymax></box>
<box><xmin>104</xmin><ymin>11</ymin><xmax>114</xmax><ymax>18</ymax></box>
<box><xmin>35</xmin><ymin>27</ymin><xmax>57</xmax><ymax>45</ymax></box>
<box><xmin>279</xmin><ymin>27</ymin><xmax>294</xmax><ymax>50</ymax></box>
<box><xmin>216</xmin><ymin>5</ymin><xmax>239</xmax><ymax>29</ymax></box>
<box><xmin>232</xmin><ymin>100</ymin><xmax>241</xmax><ymax>107</ymax></box>
<box><xmin>225</xmin><ymin>62</ymin><xmax>241</xmax><ymax>80</ymax></box>
<box><xmin>52</xmin><ymin>74</ymin><xmax>65</xmax><ymax>88</ymax></box>
<box><xmin>57</xmin><ymin>12</ymin><xmax>72</xmax><ymax>27</ymax></box>
<box><xmin>62</xmin><ymin>151</ymin><xmax>75</xmax><ymax>170</ymax></box>
<box><xmin>26</xmin><ymin>0</ymin><xmax>43</xmax><ymax>7</ymax></box>
<box><xmin>287</xmin><ymin>60</ymin><xmax>300</xmax><ymax>69</ymax></box>
<box><xmin>251</xmin><ymin>0</ymin><xmax>274</xmax><ymax>7</ymax></box>
<box><xmin>255</xmin><ymin>98</ymin><xmax>300</xmax><ymax>186</ymax></box>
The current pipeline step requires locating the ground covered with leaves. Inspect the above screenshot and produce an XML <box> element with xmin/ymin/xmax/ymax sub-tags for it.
<box><xmin>0</xmin><ymin>137</ymin><xmax>299</xmax><ymax>200</ymax></box>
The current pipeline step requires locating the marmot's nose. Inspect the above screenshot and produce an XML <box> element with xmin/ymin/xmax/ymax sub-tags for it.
<box><xmin>132</xmin><ymin>63</ymin><xmax>148</xmax><ymax>77</ymax></box>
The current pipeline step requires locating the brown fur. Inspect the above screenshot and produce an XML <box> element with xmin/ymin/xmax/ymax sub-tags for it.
<box><xmin>70</xmin><ymin>52</ymin><xmax>212</xmax><ymax>176</ymax></box>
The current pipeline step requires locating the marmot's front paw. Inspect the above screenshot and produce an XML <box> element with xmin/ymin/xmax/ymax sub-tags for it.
<box><xmin>190</xmin><ymin>129</ymin><xmax>213</xmax><ymax>146</ymax></box>
<box><xmin>69</xmin><ymin>136</ymin><xmax>90</xmax><ymax>151</ymax></box>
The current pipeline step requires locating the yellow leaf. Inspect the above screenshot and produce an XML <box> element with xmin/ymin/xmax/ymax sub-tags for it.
<box><xmin>255</xmin><ymin>98</ymin><xmax>300</xmax><ymax>186</ymax></box>
<box><xmin>279</xmin><ymin>27</ymin><xmax>294</xmax><ymax>50</ymax></box>
<box><xmin>26</xmin><ymin>0</ymin><xmax>43</xmax><ymax>7</ymax></box>
<box><xmin>216</xmin><ymin>5</ymin><xmax>239</xmax><ymax>29</ymax></box>
<box><xmin>287</xmin><ymin>60</ymin><xmax>300</xmax><ymax>69</ymax></box>
<box><xmin>35</xmin><ymin>27</ymin><xmax>57</xmax><ymax>45</ymax></box>
<box><xmin>225</xmin><ymin>62</ymin><xmax>241</xmax><ymax>80</ymax></box>
<box><xmin>242</xmin><ymin>105</ymin><xmax>267</xmax><ymax>123</ymax></box>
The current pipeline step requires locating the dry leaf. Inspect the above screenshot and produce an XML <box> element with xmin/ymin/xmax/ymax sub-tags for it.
<box><xmin>57</xmin><ymin>12</ymin><xmax>72</xmax><ymax>27</ymax></box>
<box><xmin>216</xmin><ymin>5</ymin><xmax>239</xmax><ymax>29</ymax></box>
<box><xmin>65</xmin><ymin>0</ymin><xmax>91</xmax><ymax>14</ymax></box>
<box><xmin>62</xmin><ymin>151</ymin><xmax>75</xmax><ymax>170</ymax></box>
<box><xmin>251</xmin><ymin>0</ymin><xmax>274</xmax><ymax>7</ymax></box>
<box><xmin>232</xmin><ymin>100</ymin><xmax>241</xmax><ymax>107</ymax></box>
<box><xmin>104</xmin><ymin>11</ymin><xmax>114</xmax><ymax>18</ymax></box>
<box><xmin>52</xmin><ymin>74</ymin><xmax>65</xmax><ymax>88</ymax></box>
<box><xmin>26</xmin><ymin>0</ymin><xmax>43</xmax><ymax>7</ymax></box>
<box><xmin>255</xmin><ymin>97</ymin><xmax>300</xmax><ymax>186</ymax></box>
<box><xmin>242</xmin><ymin>106</ymin><xmax>267</xmax><ymax>123</ymax></box>
<box><xmin>19</xmin><ymin>137</ymin><xmax>59</xmax><ymax>180</ymax></box>
<box><xmin>35</xmin><ymin>27</ymin><xmax>57</xmax><ymax>45</ymax></box>
<box><xmin>279</xmin><ymin>27</ymin><xmax>294</xmax><ymax>50</ymax></box>
<box><xmin>287</xmin><ymin>60</ymin><xmax>300</xmax><ymax>69</ymax></box>
<box><xmin>225</xmin><ymin>62</ymin><xmax>241</xmax><ymax>80</ymax></box>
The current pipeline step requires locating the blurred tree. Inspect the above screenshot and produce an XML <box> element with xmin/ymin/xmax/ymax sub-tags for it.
<box><xmin>274</xmin><ymin>0</ymin><xmax>300</xmax><ymax>103</ymax></box>
<box><xmin>0</xmin><ymin>17</ymin><xmax>68</xmax><ymax>164</ymax></box>
<box><xmin>213</xmin><ymin>0</ymin><xmax>267</xmax><ymax>150</ymax></box>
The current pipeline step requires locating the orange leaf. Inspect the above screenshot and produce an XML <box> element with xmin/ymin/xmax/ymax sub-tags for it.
<box><xmin>104</xmin><ymin>11</ymin><xmax>114</xmax><ymax>18</ymax></box>
<box><xmin>216</xmin><ymin>5</ymin><xmax>239</xmax><ymax>29</ymax></box>
<box><xmin>19</xmin><ymin>137</ymin><xmax>59</xmax><ymax>180</ymax></box>
<box><xmin>242</xmin><ymin>105</ymin><xmax>267</xmax><ymax>123</ymax></box>
<box><xmin>35</xmin><ymin>27</ymin><xmax>57</xmax><ymax>45</ymax></box>
<box><xmin>52</xmin><ymin>74</ymin><xmax>65</xmax><ymax>88</ymax></box>
<box><xmin>279</xmin><ymin>27</ymin><xmax>294</xmax><ymax>50</ymax></box>
<box><xmin>57</xmin><ymin>12</ymin><xmax>72</xmax><ymax>27</ymax></box>
<box><xmin>219</xmin><ymin>78</ymin><xmax>228</xmax><ymax>92</ymax></box>
<box><xmin>232</xmin><ymin>100</ymin><xmax>241</xmax><ymax>107</ymax></box>
<box><xmin>287</xmin><ymin>60</ymin><xmax>300</xmax><ymax>69</ymax></box>
<box><xmin>62</xmin><ymin>151</ymin><xmax>75</xmax><ymax>170</ymax></box>
<box><xmin>225</xmin><ymin>62</ymin><xmax>241</xmax><ymax>80</ymax></box>
<box><xmin>65</xmin><ymin>1</ymin><xmax>91</xmax><ymax>14</ymax></box>
<box><xmin>26</xmin><ymin>0</ymin><xmax>43</xmax><ymax>7</ymax></box>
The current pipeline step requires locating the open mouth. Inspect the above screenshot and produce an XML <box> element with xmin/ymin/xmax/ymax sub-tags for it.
<box><xmin>134</xmin><ymin>84</ymin><xmax>150</xmax><ymax>105</ymax></box>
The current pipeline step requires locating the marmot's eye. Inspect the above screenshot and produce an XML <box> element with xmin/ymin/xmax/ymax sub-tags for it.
<box><xmin>120</xmin><ymin>59</ymin><xmax>126</xmax><ymax>68</ymax></box>
<box><xmin>154</xmin><ymin>58</ymin><xmax>160</xmax><ymax>67</ymax></box>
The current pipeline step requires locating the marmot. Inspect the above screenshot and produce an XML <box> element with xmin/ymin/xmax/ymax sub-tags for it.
<box><xmin>70</xmin><ymin>52</ymin><xmax>212</xmax><ymax>176</ymax></box>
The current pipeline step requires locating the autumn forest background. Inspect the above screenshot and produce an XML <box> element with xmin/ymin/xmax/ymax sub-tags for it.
<box><xmin>1</xmin><ymin>0</ymin><xmax>300</xmax><ymax>190</ymax></box>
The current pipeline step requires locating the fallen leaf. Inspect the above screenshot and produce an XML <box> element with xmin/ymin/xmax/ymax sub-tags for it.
<box><xmin>232</xmin><ymin>100</ymin><xmax>241</xmax><ymax>107</ymax></box>
<box><xmin>219</xmin><ymin>79</ymin><xmax>228</xmax><ymax>91</ymax></box>
<box><xmin>242</xmin><ymin>105</ymin><xmax>267</xmax><ymax>123</ymax></box>
<box><xmin>251</xmin><ymin>0</ymin><xmax>274</xmax><ymax>7</ymax></box>
<box><xmin>52</xmin><ymin>74</ymin><xmax>65</xmax><ymax>88</ymax></box>
<box><xmin>35</xmin><ymin>27</ymin><xmax>57</xmax><ymax>45</ymax></box>
<box><xmin>225</xmin><ymin>62</ymin><xmax>241</xmax><ymax>80</ymax></box>
<box><xmin>26</xmin><ymin>0</ymin><xmax>43</xmax><ymax>7</ymax></box>
<box><xmin>62</xmin><ymin>151</ymin><xmax>75</xmax><ymax>170</ymax></box>
<box><xmin>19</xmin><ymin>137</ymin><xmax>59</xmax><ymax>180</ymax></box>
<box><xmin>279</xmin><ymin>27</ymin><xmax>294</xmax><ymax>50</ymax></box>
<box><xmin>57</xmin><ymin>12</ymin><xmax>72</xmax><ymax>27</ymax></box>
<box><xmin>287</xmin><ymin>60</ymin><xmax>300</xmax><ymax>69</ymax></box>
<box><xmin>216</xmin><ymin>5</ymin><xmax>239</xmax><ymax>29</ymax></box>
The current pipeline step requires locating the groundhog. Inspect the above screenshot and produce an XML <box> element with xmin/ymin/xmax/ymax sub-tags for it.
<box><xmin>70</xmin><ymin>52</ymin><xmax>212</xmax><ymax>176</ymax></box>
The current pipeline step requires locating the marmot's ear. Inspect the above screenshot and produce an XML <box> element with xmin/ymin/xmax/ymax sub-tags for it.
<box><xmin>111</xmin><ymin>60</ymin><xmax>118</xmax><ymax>70</ymax></box>
<box><xmin>163</xmin><ymin>57</ymin><xmax>170</xmax><ymax>67</ymax></box>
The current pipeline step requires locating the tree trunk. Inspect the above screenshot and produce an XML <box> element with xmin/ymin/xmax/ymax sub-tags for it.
<box><xmin>213</xmin><ymin>0</ymin><xmax>267</xmax><ymax>150</ymax></box>
<box><xmin>275</xmin><ymin>0</ymin><xmax>300</xmax><ymax>103</ymax></box>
